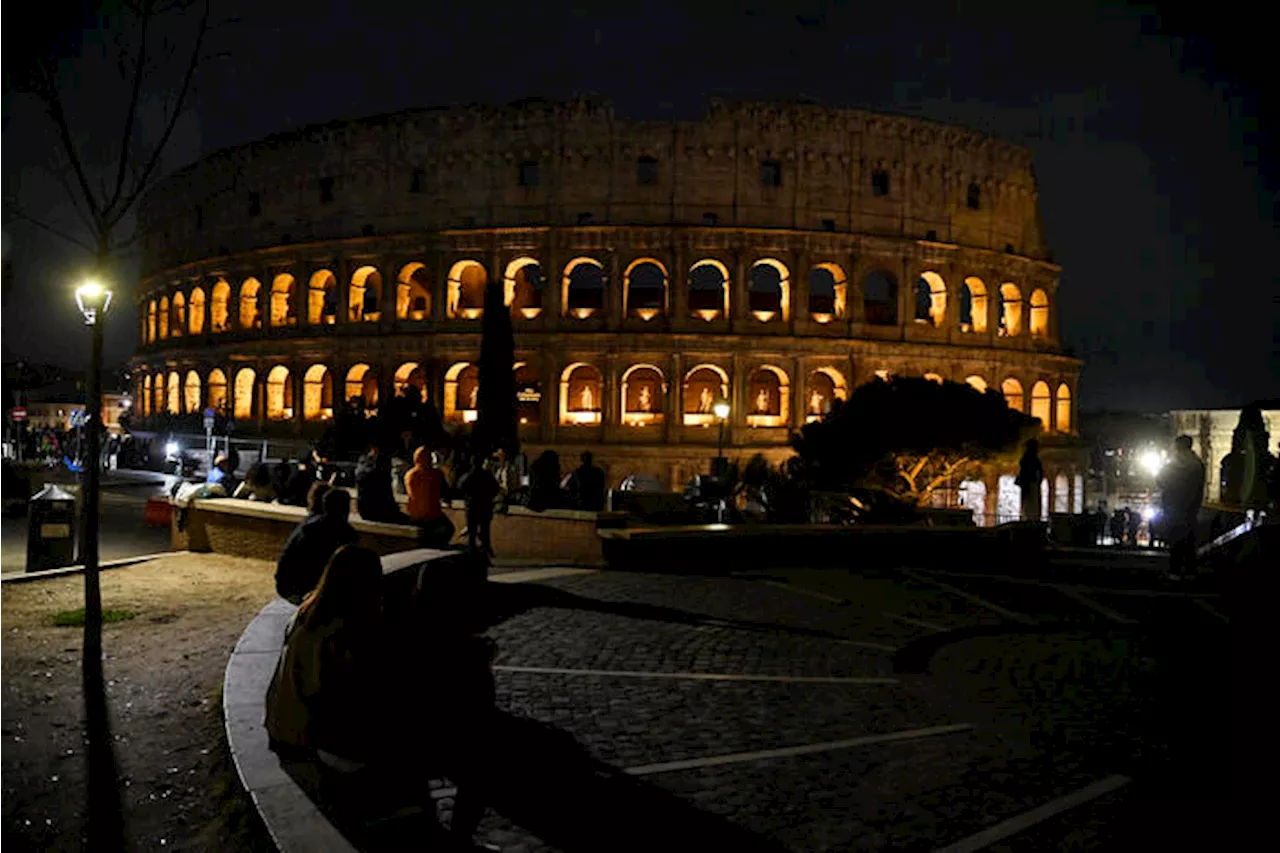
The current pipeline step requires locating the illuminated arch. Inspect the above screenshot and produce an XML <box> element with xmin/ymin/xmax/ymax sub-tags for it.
<box><xmin>238</xmin><ymin>278</ymin><xmax>262</xmax><ymax>330</ymax></box>
<box><xmin>688</xmin><ymin>259</ymin><xmax>730</xmax><ymax>321</ymax></box>
<box><xmin>396</xmin><ymin>263</ymin><xmax>431</xmax><ymax>321</ymax></box>
<box><xmin>1029</xmin><ymin>288</ymin><xmax>1050</xmax><ymax>337</ymax></box>
<box><xmin>965</xmin><ymin>375</ymin><xmax>988</xmax><ymax>393</ymax></box>
<box><xmin>862</xmin><ymin>270</ymin><xmax>898</xmax><ymax>325</ymax></box>
<box><xmin>211</xmin><ymin>279</ymin><xmax>231</xmax><ymax>333</ymax></box>
<box><xmin>345</xmin><ymin>364</ymin><xmax>379</xmax><ymax>409</ymax></box>
<box><xmin>166</xmin><ymin>371</ymin><xmax>180</xmax><ymax>414</ymax></box>
<box><xmin>804</xmin><ymin>367</ymin><xmax>848</xmax><ymax>422</ymax></box>
<box><xmin>620</xmin><ymin>364</ymin><xmax>665</xmax><ymax>425</ymax></box>
<box><xmin>809</xmin><ymin>263</ymin><xmax>847</xmax><ymax>322</ymax></box>
<box><xmin>444</xmin><ymin>362</ymin><xmax>480</xmax><ymax>424</ymax></box>
<box><xmin>188</xmin><ymin>287</ymin><xmax>205</xmax><ymax>335</ymax></box>
<box><xmin>170</xmin><ymin>293</ymin><xmax>185</xmax><ymax>338</ymax></box>
<box><xmin>143</xmin><ymin>375</ymin><xmax>153</xmax><ymax>415</ymax></box>
<box><xmin>683</xmin><ymin>364</ymin><xmax>730</xmax><ymax>425</ymax></box>
<box><xmin>746</xmin><ymin>365</ymin><xmax>791</xmax><ymax>426</ymax></box>
<box><xmin>394</xmin><ymin>362</ymin><xmax>427</xmax><ymax>398</ymax></box>
<box><xmin>447</xmin><ymin>259</ymin><xmax>488</xmax><ymax>319</ymax></box>
<box><xmin>264</xmin><ymin>365</ymin><xmax>292</xmax><ymax>420</ymax></box>
<box><xmin>1031</xmin><ymin>380</ymin><xmax>1051</xmax><ymax>429</ymax></box>
<box><xmin>207</xmin><ymin>369</ymin><xmax>228</xmax><ymax>413</ymax></box>
<box><xmin>961</xmin><ymin>277</ymin><xmax>988</xmax><ymax>333</ymax></box>
<box><xmin>183</xmin><ymin>370</ymin><xmax>201</xmax><ymax>413</ymax></box>
<box><xmin>147</xmin><ymin>299</ymin><xmax>158</xmax><ymax>342</ymax></box>
<box><xmin>923</xmin><ymin>372</ymin><xmax>944</xmax><ymax>384</ymax></box>
<box><xmin>623</xmin><ymin>258</ymin><xmax>667</xmax><ymax>321</ymax></box>
<box><xmin>233</xmin><ymin>368</ymin><xmax>255</xmax><ymax>419</ymax></box>
<box><xmin>270</xmin><ymin>274</ymin><xmax>298</xmax><ymax>327</ymax></box>
<box><xmin>308</xmin><ymin>270</ymin><xmax>338</xmax><ymax>325</ymax></box>
<box><xmin>158</xmin><ymin>297</ymin><xmax>170</xmax><ymax>339</ymax></box>
<box><xmin>152</xmin><ymin>372</ymin><xmax>165</xmax><ymax>414</ymax></box>
<box><xmin>747</xmin><ymin>258</ymin><xmax>791</xmax><ymax>323</ymax></box>
<box><xmin>913</xmin><ymin>271</ymin><xmax>947</xmax><ymax>327</ymax></box>
<box><xmin>504</xmin><ymin>257</ymin><xmax>543</xmax><ymax>318</ymax></box>
<box><xmin>1055</xmin><ymin>383</ymin><xmax>1072</xmax><ymax>433</ymax></box>
<box><xmin>349</xmin><ymin>266</ymin><xmax>382</xmax><ymax>323</ymax></box>
<box><xmin>561</xmin><ymin>257</ymin><xmax>605</xmax><ymax>319</ymax></box>
<box><xmin>559</xmin><ymin>362</ymin><xmax>603</xmax><ymax>425</ymax></box>
<box><xmin>1001</xmin><ymin>377</ymin><xmax>1024</xmax><ymax>413</ymax></box>
<box><xmin>302</xmin><ymin>364</ymin><xmax>334</xmax><ymax>421</ymax></box>
<box><xmin>998</xmin><ymin>283</ymin><xmax>1023</xmax><ymax>337</ymax></box>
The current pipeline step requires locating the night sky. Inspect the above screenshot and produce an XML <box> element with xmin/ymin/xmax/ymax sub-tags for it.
<box><xmin>4</xmin><ymin>1</ymin><xmax>1275</xmax><ymax>413</ymax></box>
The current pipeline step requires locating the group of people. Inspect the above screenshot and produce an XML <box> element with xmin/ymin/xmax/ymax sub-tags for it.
<box><xmin>10</xmin><ymin>425</ymin><xmax>134</xmax><ymax>470</ymax></box>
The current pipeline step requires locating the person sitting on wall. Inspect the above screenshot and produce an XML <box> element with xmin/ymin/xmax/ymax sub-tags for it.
<box><xmin>355</xmin><ymin>442</ymin><xmax>412</xmax><ymax>524</ymax></box>
<box><xmin>279</xmin><ymin>456</ymin><xmax>323</xmax><ymax>507</ymax></box>
<box><xmin>566</xmin><ymin>451</ymin><xmax>607</xmax><ymax>512</ymax></box>
<box><xmin>405</xmin><ymin>446</ymin><xmax>456</xmax><ymax>547</ymax></box>
<box><xmin>272</xmin><ymin>457</ymin><xmax>294</xmax><ymax>497</ymax></box>
<box><xmin>234</xmin><ymin>462</ymin><xmax>278</xmax><ymax>502</ymax></box>
<box><xmin>275</xmin><ymin>488</ymin><xmax>359</xmax><ymax>604</ymax></box>
<box><xmin>206</xmin><ymin>454</ymin><xmax>240</xmax><ymax>493</ymax></box>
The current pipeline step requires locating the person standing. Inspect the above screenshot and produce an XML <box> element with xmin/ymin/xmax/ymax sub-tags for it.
<box><xmin>1157</xmin><ymin>435</ymin><xmax>1207</xmax><ymax>580</ymax></box>
<box><xmin>566</xmin><ymin>451</ymin><xmax>607</xmax><ymax>512</ymax></box>
<box><xmin>458</xmin><ymin>457</ymin><xmax>499</xmax><ymax>558</ymax></box>
<box><xmin>527</xmin><ymin>450</ymin><xmax>562</xmax><ymax>512</ymax></box>
<box><xmin>1015</xmin><ymin>439</ymin><xmax>1044</xmax><ymax>523</ymax></box>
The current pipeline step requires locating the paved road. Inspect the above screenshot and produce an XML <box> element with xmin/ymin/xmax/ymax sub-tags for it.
<box><xmin>1</xmin><ymin>473</ymin><xmax>173</xmax><ymax>573</ymax></box>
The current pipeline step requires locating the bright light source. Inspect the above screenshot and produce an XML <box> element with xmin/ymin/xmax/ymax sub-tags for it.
<box><xmin>165</xmin><ymin>442</ymin><xmax>180</xmax><ymax>457</ymax></box>
<box><xmin>75</xmin><ymin>279</ymin><xmax>113</xmax><ymax>324</ymax></box>
<box><xmin>712</xmin><ymin>400</ymin><xmax>730</xmax><ymax>420</ymax></box>
<box><xmin>1141</xmin><ymin>450</ymin><xmax>1164</xmax><ymax>475</ymax></box>
<box><xmin>1141</xmin><ymin>506</ymin><xmax>1158</xmax><ymax>522</ymax></box>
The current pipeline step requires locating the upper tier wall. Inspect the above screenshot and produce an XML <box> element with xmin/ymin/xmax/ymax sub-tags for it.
<box><xmin>139</xmin><ymin>100</ymin><xmax>1048</xmax><ymax>277</ymax></box>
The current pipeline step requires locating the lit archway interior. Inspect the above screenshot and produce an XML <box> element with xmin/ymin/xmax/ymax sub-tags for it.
<box><xmin>683</xmin><ymin>364</ymin><xmax>729</xmax><ymax>425</ymax></box>
<box><xmin>396</xmin><ymin>263</ymin><xmax>431</xmax><ymax>320</ymax></box>
<box><xmin>166</xmin><ymin>371</ymin><xmax>180</xmax><ymax>414</ymax></box>
<box><xmin>804</xmin><ymin>367</ymin><xmax>847</xmax><ymax>422</ymax></box>
<box><xmin>188</xmin><ymin>287</ymin><xmax>205</xmax><ymax>335</ymax></box>
<box><xmin>152</xmin><ymin>372</ymin><xmax>164</xmax><ymax>414</ymax></box>
<box><xmin>1001</xmin><ymin>377</ymin><xmax>1024</xmax><ymax>413</ymax></box>
<box><xmin>239</xmin><ymin>278</ymin><xmax>262</xmax><ymax>330</ymax></box>
<box><xmin>748</xmin><ymin>258</ymin><xmax>790</xmax><ymax>323</ymax></box>
<box><xmin>562</xmin><ymin>258</ymin><xmax>605</xmax><ymax>319</ymax></box>
<box><xmin>270</xmin><ymin>274</ymin><xmax>298</xmax><ymax>327</ymax></box>
<box><xmin>923</xmin><ymin>372</ymin><xmax>944</xmax><ymax>384</ymax></box>
<box><xmin>1031</xmin><ymin>380</ymin><xmax>1052</xmax><ymax>429</ymax></box>
<box><xmin>1029</xmin><ymin>288</ymin><xmax>1050</xmax><ymax>337</ymax></box>
<box><xmin>142</xmin><ymin>375</ymin><xmax>153</xmax><ymax>416</ymax></box>
<box><xmin>303</xmin><ymin>364</ymin><xmax>334</xmax><ymax>421</ymax></box>
<box><xmin>688</xmin><ymin>259</ymin><xmax>729</xmax><ymax>321</ymax></box>
<box><xmin>1055</xmin><ymin>383</ymin><xmax>1072</xmax><ymax>433</ymax></box>
<box><xmin>913</xmin><ymin>271</ymin><xmax>947</xmax><ymax>327</ymax></box>
<box><xmin>623</xmin><ymin>259</ymin><xmax>667</xmax><ymax>321</ymax></box>
<box><xmin>309</xmin><ymin>270</ymin><xmax>338</xmax><ymax>325</ymax></box>
<box><xmin>746</xmin><ymin>365</ymin><xmax>790</xmax><ymax>427</ymax></box>
<box><xmin>184</xmin><ymin>370</ymin><xmax>201</xmax><ymax>413</ymax></box>
<box><xmin>265</xmin><ymin>365</ymin><xmax>292</xmax><ymax>420</ymax></box>
<box><xmin>147</xmin><ymin>300</ymin><xmax>158</xmax><ymax>342</ymax></box>
<box><xmin>515</xmin><ymin>362</ymin><xmax>542</xmax><ymax>426</ymax></box>
<box><xmin>393</xmin><ymin>362</ymin><xmax>427</xmax><ymax>399</ymax></box>
<box><xmin>349</xmin><ymin>266</ymin><xmax>382</xmax><ymax>322</ymax></box>
<box><xmin>211</xmin><ymin>280</ymin><xmax>231</xmax><ymax>332</ymax></box>
<box><xmin>170</xmin><ymin>293</ymin><xmax>185</xmax><ymax>337</ymax></box>
<box><xmin>621</xmin><ymin>364</ymin><xmax>665</xmax><ymax>425</ymax></box>
<box><xmin>504</xmin><ymin>257</ymin><xmax>543</xmax><ymax>318</ymax></box>
<box><xmin>559</xmin><ymin>362</ymin><xmax>603</xmax><ymax>425</ymax></box>
<box><xmin>999</xmin><ymin>283</ymin><xmax>1023</xmax><ymax>336</ymax></box>
<box><xmin>862</xmin><ymin>271</ymin><xmax>898</xmax><ymax>325</ymax></box>
<box><xmin>965</xmin><ymin>375</ymin><xmax>988</xmax><ymax>393</ymax></box>
<box><xmin>158</xmin><ymin>297</ymin><xmax>170</xmax><ymax>339</ymax></box>
<box><xmin>809</xmin><ymin>264</ymin><xmax>847</xmax><ymax>322</ymax></box>
<box><xmin>443</xmin><ymin>363</ymin><xmax>480</xmax><ymax>424</ymax></box>
<box><xmin>345</xmin><ymin>364</ymin><xmax>379</xmax><ymax>410</ymax></box>
<box><xmin>233</xmin><ymin>368</ymin><xmax>255</xmax><ymax>419</ymax></box>
<box><xmin>961</xmin><ymin>277</ymin><xmax>988</xmax><ymax>333</ymax></box>
<box><xmin>447</xmin><ymin>260</ymin><xmax>488</xmax><ymax>319</ymax></box>
<box><xmin>1054</xmin><ymin>473</ymin><xmax>1070</xmax><ymax>513</ymax></box>
<box><xmin>207</xmin><ymin>369</ymin><xmax>228</xmax><ymax>413</ymax></box>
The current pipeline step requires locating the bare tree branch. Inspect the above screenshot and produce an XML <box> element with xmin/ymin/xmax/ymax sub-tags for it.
<box><xmin>3</xmin><ymin>206</ymin><xmax>96</xmax><ymax>253</ymax></box>
<box><xmin>32</xmin><ymin>62</ymin><xmax>105</xmax><ymax>229</ymax></box>
<box><xmin>48</xmin><ymin>158</ymin><xmax>101</xmax><ymax>236</ymax></box>
<box><xmin>108</xmin><ymin>0</ymin><xmax>153</xmax><ymax>213</ymax></box>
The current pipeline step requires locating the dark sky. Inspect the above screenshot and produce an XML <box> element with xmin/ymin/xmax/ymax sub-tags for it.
<box><xmin>4</xmin><ymin>0</ymin><xmax>1276</xmax><ymax>412</ymax></box>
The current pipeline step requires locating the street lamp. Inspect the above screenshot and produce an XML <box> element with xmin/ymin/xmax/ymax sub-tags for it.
<box><xmin>713</xmin><ymin>398</ymin><xmax>730</xmax><ymax>463</ymax></box>
<box><xmin>75</xmin><ymin>278</ymin><xmax>112</xmax><ymax>659</ymax></box>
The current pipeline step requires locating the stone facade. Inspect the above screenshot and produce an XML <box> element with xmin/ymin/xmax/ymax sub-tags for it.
<box><xmin>1170</xmin><ymin>408</ymin><xmax>1280</xmax><ymax>505</ymax></box>
<box><xmin>132</xmin><ymin>99</ymin><xmax>1084</xmax><ymax>504</ymax></box>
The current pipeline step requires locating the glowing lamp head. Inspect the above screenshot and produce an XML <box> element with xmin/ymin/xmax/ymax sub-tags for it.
<box><xmin>1141</xmin><ymin>450</ymin><xmax>1164</xmax><ymax>476</ymax></box>
<box><xmin>75</xmin><ymin>280</ymin><xmax>113</xmax><ymax>324</ymax></box>
<box><xmin>712</xmin><ymin>399</ymin><xmax>730</xmax><ymax>420</ymax></box>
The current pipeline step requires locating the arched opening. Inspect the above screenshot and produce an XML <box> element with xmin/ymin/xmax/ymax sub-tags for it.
<box><xmin>504</xmin><ymin>258</ymin><xmax>543</xmax><ymax>319</ymax></box>
<box><xmin>158</xmin><ymin>297</ymin><xmax>170</xmax><ymax>339</ymax></box>
<box><xmin>308</xmin><ymin>270</ymin><xmax>338</xmax><ymax>325</ymax></box>
<box><xmin>165</xmin><ymin>371</ymin><xmax>179</xmax><ymax>414</ymax></box>
<box><xmin>562</xmin><ymin>258</ymin><xmax>605</xmax><ymax>319</ymax></box>
<box><xmin>188</xmin><ymin>287</ymin><xmax>205</xmax><ymax>335</ymax></box>
<box><xmin>349</xmin><ymin>266</ymin><xmax>382</xmax><ymax>322</ymax></box>
<box><xmin>1054</xmin><ymin>472</ymin><xmax>1070</xmax><ymax>513</ymax></box>
<box><xmin>270</xmin><ymin>274</ymin><xmax>298</xmax><ymax>327</ymax></box>
<box><xmin>998</xmin><ymin>283</ymin><xmax>1023</xmax><ymax>337</ymax></box>
<box><xmin>862</xmin><ymin>271</ymin><xmax>898</xmax><ymax>325</ymax></box>
<box><xmin>393</xmin><ymin>362</ymin><xmax>427</xmax><ymax>401</ymax></box>
<box><xmin>913</xmin><ymin>271</ymin><xmax>946</xmax><ymax>327</ymax></box>
<box><xmin>207</xmin><ymin>369</ymin><xmax>228</xmax><ymax>414</ymax></box>
<box><xmin>239</xmin><ymin>278</ymin><xmax>262</xmax><ymax>330</ymax></box>
<box><xmin>748</xmin><ymin>258</ymin><xmax>790</xmax><ymax>323</ymax></box>
<box><xmin>746</xmin><ymin>366</ymin><xmax>790</xmax><ymax>427</ymax></box>
<box><xmin>265</xmin><ymin>365</ymin><xmax>292</xmax><ymax>421</ymax></box>
<box><xmin>805</xmin><ymin>367</ymin><xmax>847</xmax><ymax>422</ymax></box>
<box><xmin>1001</xmin><ymin>378</ymin><xmax>1024</xmax><ymax>413</ymax></box>
<box><xmin>447</xmin><ymin>260</ymin><xmax>488</xmax><ymax>319</ymax></box>
<box><xmin>965</xmin><ymin>375</ymin><xmax>988</xmax><ymax>393</ymax></box>
<box><xmin>153</xmin><ymin>372</ymin><xmax>165</xmax><ymax>415</ymax></box>
<box><xmin>142</xmin><ymin>375</ymin><xmax>153</xmax><ymax>416</ymax></box>
<box><xmin>874</xmin><ymin>369</ymin><xmax>891</xmax><ymax>382</ymax></box>
<box><xmin>303</xmin><ymin>364</ymin><xmax>334</xmax><ymax>421</ymax></box>
<box><xmin>688</xmin><ymin>259</ymin><xmax>729</xmax><ymax>321</ymax></box>
<box><xmin>559</xmin><ymin>363</ymin><xmax>602</xmax><ymax>425</ymax></box>
<box><xmin>1031</xmin><ymin>380</ymin><xmax>1051</xmax><ymax>429</ymax></box>
<box><xmin>960</xmin><ymin>277</ymin><xmax>988</xmax><ymax>333</ymax></box>
<box><xmin>515</xmin><ymin>362</ymin><xmax>542</xmax><ymax>426</ymax></box>
<box><xmin>623</xmin><ymin>259</ymin><xmax>667</xmax><ymax>321</ymax></box>
<box><xmin>1029</xmin><ymin>288</ymin><xmax>1050</xmax><ymax>337</ymax></box>
<box><xmin>809</xmin><ymin>264</ymin><xmax>847</xmax><ymax>323</ymax></box>
<box><xmin>147</xmin><ymin>300</ymin><xmax>157</xmax><ymax>343</ymax></box>
<box><xmin>1055</xmin><ymin>383</ymin><xmax>1072</xmax><ymax>433</ymax></box>
<box><xmin>621</xmin><ymin>364</ymin><xmax>665</xmax><ymax>426</ymax></box>
<box><xmin>171</xmin><ymin>293</ymin><xmax>185</xmax><ymax>337</ymax></box>
<box><xmin>683</xmin><ymin>364</ymin><xmax>729</xmax><ymax>426</ymax></box>
<box><xmin>923</xmin><ymin>372</ymin><xmax>944</xmax><ymax>384</ymax></box>
<box><xmin>345</xmin><ymin>364</ymin><xmax>379</xmax><ymax>411</ymax></box>
<box><xmin>211</xmin><ymin>280</ymin><xmax>231</xmax><ymax>333</ymax></box>
<box><xmin>396</xmin><ymin>263</ymin><xmax>432</xmax><ymax>321</ymax></box>
<box><xmin>184</xmin><ymin>371</ymin><xmax>201</xmax><ymax>413</ymax></box>
<box><xmin>960</xmin><ymin>479</ymin><xmax>987</xmax><ymax>526</ymax></box>
<box><xmin>443</xmin><ymin>363</ymin><xmax>480</xmax><ymax>424</ymax></box>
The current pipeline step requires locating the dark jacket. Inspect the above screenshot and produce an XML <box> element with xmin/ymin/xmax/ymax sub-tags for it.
<box><xmin>275</xmin><ymin>514</ymin><xmax>360</xmax><ymax>604</ymax></box>
<box><xmin>354</xmin><ymin>452</ymin><xmax>399</xmax><ymax>521</ymax></box>
<box><xmin>280</xmin><ymin>464</ymin><xmax>317</xmax><ymax>507</ymax></box>
<box><xmin>568</xmin><ymin>463</ymin><xmax>607</xmax><ymax>511</ymax></box>
<box><xmin>458</xmin><ymin>467</ymin><xmax>500</xmax><ymax>517</ymax></box>
<box><xmin>1159</xmin><ymin>452</ymin><xmax>1206</xmax><ymax>521</ymax></box>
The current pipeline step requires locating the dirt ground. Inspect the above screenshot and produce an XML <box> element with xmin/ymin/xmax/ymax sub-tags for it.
<box><xmin>2</xmin><ymin>554</ymin><xmax>279</xmax><ymax>851</ymax></box>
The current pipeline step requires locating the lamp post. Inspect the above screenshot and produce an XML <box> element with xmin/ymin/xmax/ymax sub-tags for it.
<box><xmin>713</xmin><ymin>398</ymin><xmax>730</xmax><ymax>467</ymax></box>
<box><xmin>75</xmin><ymin>279</ymin><xmax>112</xmax><ymax>658</ymax></box>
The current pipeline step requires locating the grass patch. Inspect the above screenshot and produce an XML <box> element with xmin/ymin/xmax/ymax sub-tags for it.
<box><xmin>51</xmin><ymin>607</ymin><xmax>137</xmax><ymax>627</ymax></box>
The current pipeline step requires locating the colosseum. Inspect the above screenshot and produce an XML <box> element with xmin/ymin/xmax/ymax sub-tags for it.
<box><xmin>131</xmin><ymin>98</ymin><xmax>1086</xmax><ymax>523</ymax></box>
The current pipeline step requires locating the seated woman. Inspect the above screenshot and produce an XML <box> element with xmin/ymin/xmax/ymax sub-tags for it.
<box><xmin>265</xmin><ymin>545</ymin><xmax>498</xmax><ymax>848</ymax></box>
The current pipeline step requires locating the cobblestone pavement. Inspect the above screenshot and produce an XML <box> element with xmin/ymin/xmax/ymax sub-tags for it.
<box><xmin>410</xmin><ymin>559</ymin><xmax>1229</xmax><ymax>852</ymax></box>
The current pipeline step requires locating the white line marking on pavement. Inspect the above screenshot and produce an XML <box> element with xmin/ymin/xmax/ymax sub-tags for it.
<box><xmin>1050</xmin><ymin>584</ymin><xmax>1137</xmax><ymax>624</ymax></box>
<box><xmin>902</xmin><ymin>569</ymin><xmax>1037</xmax><ymax>625</ymax></box>
<box><xmin>884</xmin><ymin>612</ymin><xmax>947</xmax><ymax>632</ymax></box>
<box><xmin>493</xmin><ymin>665</ymin><xmax>898</xmax><ymax>685</ymax></box>
<box><xmin>1191</xmin><ymin>597</ymin><xmax>1229</xmax><ymax>624</ymax></box>
<box><xmin>933</xmin><ymin>774</ymin><xmax>1132</xmax><ymax>853</ymax></box>
<box><xmin>489</xmin><ymin>567</ymin><xmax>599</xmax><ymax>584</ymax></box>
<box><xmin>760</xmin><ymin>578</ymin><xmax>850</xmax><ymax>605</ymax></box>
<box><xmin>913</xmin><ymin>570</ymin><xmax>1222</xmax><ymax>599</ymax></box>
<box><xmin>623</xmin><ymin>723</ymin><xmax>974</xmax><ymax>776</ymax></box>
<box><xmin>831</xmin><ymin>638</ymin><xmax>901</xmax><ymax>652</ymax></box>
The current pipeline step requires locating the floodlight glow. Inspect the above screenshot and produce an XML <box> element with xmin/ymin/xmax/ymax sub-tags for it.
<box><xmin>165</xmin><ymin>442</ymin><xmax>180</xmax><ymax>457</ymax></box>
<box><xmin>1141</xmin><ymin>450</ymin><xmax>1163</xmax><ymax>475</ymax></box>
<box><xmin>712</xmin><ymin>400</ymin><xmax>730</xmax><ymax>420</ymax></box>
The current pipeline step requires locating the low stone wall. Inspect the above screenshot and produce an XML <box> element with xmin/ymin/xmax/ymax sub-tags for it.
<box><xmin>439</xmin><ymin>501</ymin><xmax>607</xmax><ymax>566</ymax></box>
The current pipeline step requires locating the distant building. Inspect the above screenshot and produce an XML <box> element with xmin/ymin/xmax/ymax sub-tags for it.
<box><xmin>1170</xmin><ymin>404</ymin><xmax>1280</xmax><ymax>505</ymax></box>
<box><xmin>1079</xmin><ymin>411</ymin><xmax>1171</xmax><ymax>513</ymax></box>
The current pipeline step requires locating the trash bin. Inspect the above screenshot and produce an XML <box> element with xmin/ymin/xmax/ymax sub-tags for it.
<box><xmin>27</xmin><ymin>484</ymin><xmax>77</xmax><ymax>572</ymax></box>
